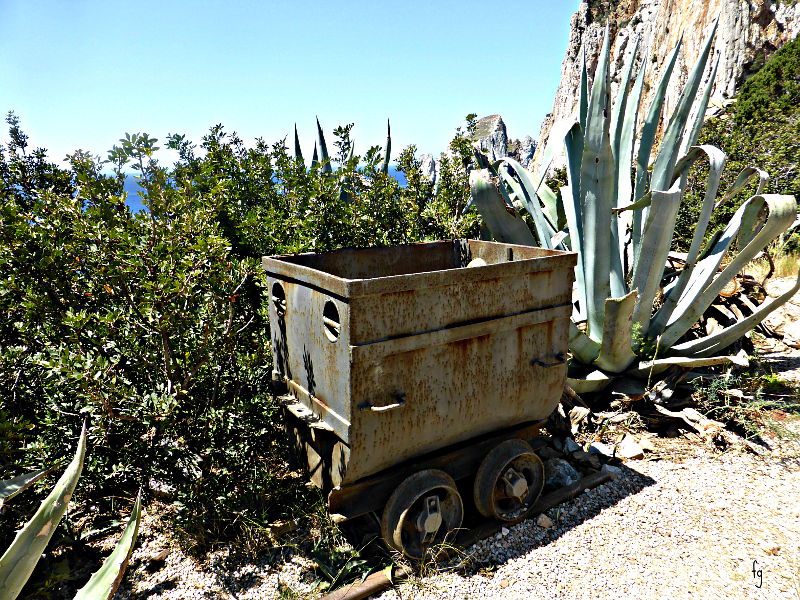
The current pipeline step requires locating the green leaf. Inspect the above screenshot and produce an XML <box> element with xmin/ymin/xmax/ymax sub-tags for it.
<box><xmin>316</xmin><ymin>118</ymin><xmax>332</xmax><ymax>174</ymax></box>
<box><xmin>469</xmin><ymin>169</ymin><xmax>537</xmax><ymax>246</ymax></box>
<box><xmin>660</xmin><ymin>194</ymin><xmax>798</xmax><ymax>347</ymax></box>
<box><xmin>632</xmin><ymin>38</ymin><xmax>682</xmax><ymax>256</ymax></box>
<box><xmin>382</xmin><ymin>119</ymin><xmax>391</xmax><ymax>174</ymax></box>
<box><xmin>0</xmin><ymin>469</ymin><xmax>51</xmax><ymax>509</ymax></box>
<box><xmin>649</xmin><ymin>145</ymin><xmax>727</xmax><ymax>335</ymax></box>
<box><xmin>293</xmin><ymin>125</ymin><xmax>303</xmax><ymax>163</ymax></box>
<box><xmin>74</xmin><ymin>491</ymin><xmax>141</xmax><ymax>600</ymax></box>
<box><xmin>594</xmin><ymin>289</ymin><xmax>638</xmax><ymax>373</ymax></box>
<box><xmin>0</xmin><ymin>424</ymin><xmax>87</xmax><ymax>600</ymax></box>
<box><xmin>580</xmin><ymin>24</ymin><xmax>618</xmax><ymax>340</ymax></box>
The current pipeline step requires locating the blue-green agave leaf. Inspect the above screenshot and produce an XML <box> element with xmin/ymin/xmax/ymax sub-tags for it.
<box><xmin>630</xmin><ymin>184</ymin><xmax>683</xmax><ymax>337</ymax></box>
<box><xmin>660</xmin><ymin>194</ymin><xmax>798</xmax><ymax>347</ymax></box>
<box><xmin>581</xmin><ymin>24</ymin><xmax>617</xmax><ymax>340</ymax></box>
<box><xmin>316</xmin><ymin>118</ymin><xmax>332</xmax><ymax>174</ymax></box>
<box><xmin>0</xmin><ymin>425</ymin><xmax>87</xmax><ymax>600</ymax></box>
<box><xmin>293</xmin><ymin>125</ymin><xmax>303</xmax><ymax>163</ymax></box>
<box><xmin>74</xmin><ymin>492</ymin><xmax>141</xmax><ymax>600</ymax></box>
<box><xmin>0</xmin><ymin>470</ymin><xmax>51</xmax><ymax>509</ymax></box>
<box><xmin>715</xmin><ymin>166</ymin><xmax>769</xmax><ymax>210</ymax></box>
<box><xmin>650</xmin><ymin>145</ymin><xmax>727</xmax><ymax>334</ymax></box>
<box><xmin>594</xmin><ymin>289</ymin><xmax>638</xmax><ymax>373</ymax></box>
<box><xmin>382</xmin><ymin>119</ymin><xmax>391</xmax><ymax>174</ymax></box>
<box><xmin>650</xmin><ymin>20</ymin><xmax>717</xmax><ymax>192</ymax></box>
<box><xmin>469</xmin><ymin>169</ymin><xmax>537</xmax><ymax>246</ymax></box>
<box><xmin>632</xmin><ymin>38</ymin><xmax>682</xmax><ymax>256</ymax></box>
<box><xmin>671</xmin><ymin>267</ymin><xmax>800</xmax><ymax>357</ymax></box>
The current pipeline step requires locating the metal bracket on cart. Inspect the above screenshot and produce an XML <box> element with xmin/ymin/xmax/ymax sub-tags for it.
<box><xmin>531</xmin><ymin>352</ymin><xmax>567</xmax><ymax>368</ymax></box>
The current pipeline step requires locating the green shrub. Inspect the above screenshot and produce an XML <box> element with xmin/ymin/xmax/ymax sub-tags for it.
<box><xmin>675</xmin><ymin>36</ymin><xmax>800</xmax><ymax>251</ymax></box>
<box><xmin>0</xmin><ymin>113</ymin><xmax>477</xmax><ymax>553</ymax></box>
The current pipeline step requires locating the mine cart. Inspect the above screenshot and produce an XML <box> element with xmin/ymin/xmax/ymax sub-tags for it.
<box><xmin>263</xmin><ymin>240</ymin><xmax>576</xmax><ymax>558</ymax></box>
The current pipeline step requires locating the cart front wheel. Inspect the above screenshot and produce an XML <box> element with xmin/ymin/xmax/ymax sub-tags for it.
<box><xmin>381</xmin><ymin>469</ymin><xmax>463</xmax><ymax>560</ymax></box>
<box><xmin>473</xmin><ymin>439</ymin><xmax>544</xmax><ymax>522</ymax></box>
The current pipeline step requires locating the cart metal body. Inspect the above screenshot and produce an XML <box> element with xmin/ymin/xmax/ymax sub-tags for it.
<box><xmin>263</xmin><ymin>239</ymin><xmax>576</xmax><ymax>493</ymax></box>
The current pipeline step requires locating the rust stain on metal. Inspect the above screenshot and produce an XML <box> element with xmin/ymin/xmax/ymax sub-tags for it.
<box><xmin>263</xmin><ymin>240</ymin><xmax>576</xmax><ymax>487</ymax></box>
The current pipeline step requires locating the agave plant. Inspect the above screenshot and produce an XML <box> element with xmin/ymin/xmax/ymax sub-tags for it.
<box><xmin>0</xmin><ymin>424</ymin><xmax>141</xmax><ymax>600</ymax></box>
<box><xmin>470</xmin><ymin>20</ymin><xmax>799</xmax><ymax>392</ymax></box>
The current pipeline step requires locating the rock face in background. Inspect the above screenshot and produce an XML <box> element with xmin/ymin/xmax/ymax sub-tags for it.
<box><xmin>534</xmin><ymin>0</ymin><xmax>800</xmax><ymax>170</ymax></box>
<box><xmin>470</xmin><ymin>114</ymin><xmax>509</xmax><ymax>161</ymax></box>
<box><xmin>423</xmin><ymin>115</ymin><xmax>538</xmax><ymax>186</ymax></box>
<box><xmin>418</xmin><ymin>153</ymin><xmax>438</xmax><ymax>183</ymax></box>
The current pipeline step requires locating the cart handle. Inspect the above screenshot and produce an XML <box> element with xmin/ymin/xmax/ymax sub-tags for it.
<box><xmin>359</xmin><ymin>393</ymin><xmax>406</xmax><ymax>412</ymax></box>
<box><xmin>531</xmin><ymin>353</ymin><xmax>567</xmax><ymax>368</ymax></box>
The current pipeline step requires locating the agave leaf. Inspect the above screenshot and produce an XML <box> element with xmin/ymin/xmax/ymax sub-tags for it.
<box><xmin>649</xmin><ymin>145</ymin><xmax>727</xmax><ymax>334</ymax></box>
<box><xmin>579</xmin><ymin>44</ymin><xmax>588</xmax><ymax>131</ymax></box>
<box><xmin>74</xmin><ymin>492</ymin><xmax>141</xmax><ymax>600</ymax></box>
<box><xmin>626</xmin><ymin>354</ymin><xmax>747</xmax><ymax>377</ymax></box>
<box><xmin>660</xmin><ymin>194</ymin><xmax>798</xmax><ymax>347</ymax></box>
<box><xmin>469</xmin><ymin>169</ymin><xmax>537</xmax><ymax>246</ymax></box>
<box><xmin>534</xmin><ymin>119</ymin><xmax>575</xmax><ymax>228</ymax></box>
<box><xmin>0</xmin><ymin>470</ymin><xmax>51</xmax><ymax>510</ymax></box>
<box><xmin>672</xmin><ymin>268</ymin><xmax>800</xmax><ymax>357</ymax></box>
<box><xmin>316</xmin><ymin>118</ymin><xmax>332</xmax><ymax>174</ymax></box>
<box><xmin>632</xmin><ymin>38</ymin><xmax>682</xmax><ymax>257</ymax></box>
<box><xmin>569</xmin><ymin>321</ymin><xmax>600</xmax><ymax>364</ymax></box>
<box><xmin>293</xmin><ymin>125</ymin><xmax>303</xmax><ymax>163</ymax></box>
<box><xmin>382</xmin><ymin>119</ymin><xmax>391</xmax><ymax>174</ymax></box>
<box><xmin>610</xmin><ymin>36</ymin><xmax>640</xmax><ymax>162</ymax></box>
<box><xmin>594</xmin><ymin>290</ymin><xmax>638</xmax><ymax>373</ymax></box>
<box><xmin>563</xmin><ymin>123</ymin><xmax>587</xmax><ymax>320</ymax></box>
<box><xmin>311</xmin><ymin>143</ymin><xmax>319</xmax><ymax>170</ymax></box>
<box><xmin>567</xmin><ymin>370</ymin><xmax>612</xmax><ymax>394</ymax></box>
<box><xmin>581</xmin><ymin>24</ymin><xmax>617</xmax><ymax>341</ymax></box>
<box><xmin>714</xmin><ymin>166</ymin><xmax>769</xmax><ymax>210</ymax></box>
<box><xmin>498</xmin><ymin>157</ymin><xmax>556</xmax><ymax>247</ymax></box>
<box><xmin>650</xmin><ymin>20</ymin><xmax>717</xmax><ymax>193</ymax></box>
<box><xmin>616</xmin><ymin>42</ymin><xmax>647</xmax><ymax>274</ymax></box>
<box><xmin>679</xmin><ymin>54</ymin><xmax>720</xmax><ymax>160</ymax></box>
<box><xmin>0</xmin><ymin>424</ymin><xmax>87</xmax><ymax>600</ymax></box>
<box><xmin>630</xmin><ymin>184</ymin><xmax>683</xmax><ymax>336</ymax></box>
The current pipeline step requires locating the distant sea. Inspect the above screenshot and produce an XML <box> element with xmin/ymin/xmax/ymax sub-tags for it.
<box><xmin>123</xmin><ymin>166</ymin><xmax>408</xmax><ymax>212</ymax></box>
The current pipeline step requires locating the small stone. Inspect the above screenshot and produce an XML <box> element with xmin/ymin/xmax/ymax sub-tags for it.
<box><xmin>536</xmin><ymin>513</ymin><xmax>554</xmax><ymax>528</ymax></box>
<box><xmin>500</xmin><ymin>579</ymin><xmax>511</xmax><ymax>588</ymax></box>
<box><xmin>617</xmin><ymin>435</ymin><xmax>645</xmax><ymax>460</ymax></box>
<box><xmin>639</xmin><ymin>435</ymin><xmax>657</xmax><ymax>452</ymax></box>
<box><xmin>544</xmin><ymin>458</ymin><xmax>580</xmax><ymax>488</ymax></box>
<box><xmin>589</xmin><ymin>441</ymin><xmax>615</xmax><ymax>457</ymax></box>
<box><xmin>601</xmin><ymin>464</ymin><xmax>622</xmax><ymax>480</ymax></box>
<box><xmin>501</xmin><ymin>527</ymin><xmax>509</xmax><ymax>536</ymax></box>
<box><xmin>564</xmin><ymin>437</ymin><xmax>582</xmax><ymax>453</ymax></box>
<box><xmin>571</xmin><ymin>450</ymin><xmax>601</xmax><ymax>469</ymax></box>
<box><xmin>537</xmin><ymin>446</ymin><xmax>562</xmax><ymax>460</ymax></box>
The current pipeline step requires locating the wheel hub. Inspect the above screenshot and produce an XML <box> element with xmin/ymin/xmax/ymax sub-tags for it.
<box><xmin>502</xmin><ymin>467</ymin><xmax>529</xmax><ymax>501</ymax></box>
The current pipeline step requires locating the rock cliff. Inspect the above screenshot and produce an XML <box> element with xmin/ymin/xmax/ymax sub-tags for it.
<box><xmin>534</xmin><ymin>0</ymin><xmax>800</xmax><ymax>169</ymax></box>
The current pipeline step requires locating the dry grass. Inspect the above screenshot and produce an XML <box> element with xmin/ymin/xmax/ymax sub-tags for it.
<box><xmin>743</xmin><ymin>252</ymin><xmax>800</xmax><ymax>280</ymax></box>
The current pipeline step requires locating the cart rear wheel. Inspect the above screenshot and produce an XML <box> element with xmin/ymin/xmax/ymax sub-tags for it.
<box><xmin>473</xmin><ymin>439</ymin><xmax>544</xmax><ymax>522</ymax></box>
<box><xmin>380</xmin><ymin>469</ymin><xmax>463</xmax><ymax>560</ymax></box>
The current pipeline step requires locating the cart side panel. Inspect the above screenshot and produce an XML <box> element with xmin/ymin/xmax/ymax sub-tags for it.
<box><xmin>348</xmin><ymin>265</ymin><xmax>573</xmax><ymax>344</ymax></box>
<box><xmin>267</xmin><ymin>275</ymin><xmax>352</xmax><ymax>441</ymax></box>
<box><xmin>343</xmin><ymin>312</ymin><xmax>571</xmax><ymax>484</ymax></box>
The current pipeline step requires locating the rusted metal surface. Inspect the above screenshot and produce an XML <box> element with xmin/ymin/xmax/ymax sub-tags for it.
<box><xmin>264</xmin><ymin>240</ymin><xmax>576</xmax><ymax>487</ymax></box>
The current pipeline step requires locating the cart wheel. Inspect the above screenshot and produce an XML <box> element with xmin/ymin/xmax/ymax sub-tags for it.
<box><xmin>380</xmin><ymin>469</ymin><xmax>463</xmax><ymax>560</ymax></box>
<box><xmin>473</xmin><ymin>439</ymin><xmax>544</xmax><ymax>522</ymax></box>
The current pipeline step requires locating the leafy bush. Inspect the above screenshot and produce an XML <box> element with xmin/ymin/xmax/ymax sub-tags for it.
<box><xmin>675</xmin><ymin>36</ymin><xmax>800</xmax><ymax>251</ymax></box>
<box><xmin>0</xmin><ymin>113</ymin><xmax>477</xmax><ymax>554</ymax></box>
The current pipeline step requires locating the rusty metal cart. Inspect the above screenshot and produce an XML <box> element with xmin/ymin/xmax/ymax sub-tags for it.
<box><xmin>263</xmin><ymin>239</ymin><xmax>576</xmax><ymax>558</ymax></box>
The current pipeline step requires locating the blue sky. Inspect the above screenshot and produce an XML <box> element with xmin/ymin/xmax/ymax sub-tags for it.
<box><xmin>0</xmin><ymin>1</ymin><xmax>577</xmax><ymax>165</ymax></box>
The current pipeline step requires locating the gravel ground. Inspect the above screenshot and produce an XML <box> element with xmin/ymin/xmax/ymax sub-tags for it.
<box><xmin>115</xmin><ymin>428</ymin><xmax>800</xmax><ymax>600</ymax></box>
<box><xmin>375</xmin><ymin>437</ymin><xmax>800</xmax><ymax>600</ymax></box>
